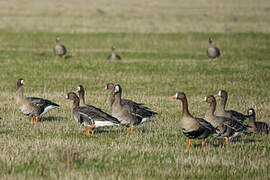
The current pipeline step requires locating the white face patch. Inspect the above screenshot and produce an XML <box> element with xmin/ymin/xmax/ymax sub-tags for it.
<box><xmin>77</xmin><ymin>86</ymin><xmax>80</xmax><ymax>91</ymax></box>
<box><xmin>21</xmin><ymin>79</ymin><xmax>24</xmax><ymax>85</ymax></box>
<box><xmin>204</xmin><ymin>96</ymin><xmax>207</xmax><ymax>101</ymax></box>
<box><xmin>249</xmin><ymin>110</ymin><xmax>253</xmax><ymax>115</ymax></box>
<box><xmin>115</xmin><ymin>86</ymin><xmax>119</xmax><ymax>92</ymax></box>
<box><xmin>218</xmin><ymin>91</ymin><xmax>221</xmax><ymax>96</ymax></box>
<box><xmin>174</xmin><ymin>93</ymin><xmax>178</xmax><ymax>98</ymax></box>
<box><xmin>65</xmin><ymin>95</ymin><xmax>68</xmax><ymax>99</ymax></box>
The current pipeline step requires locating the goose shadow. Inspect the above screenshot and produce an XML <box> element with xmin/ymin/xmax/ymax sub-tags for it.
<box><xmin>64</xmin><ymin>55</ymin><xmax>72</xmax><ymax>60</ymax></box>
<box><xmin>41</xmin><ymin>116</ymin><xmax>68</xmax><ymax>122</ymax></box>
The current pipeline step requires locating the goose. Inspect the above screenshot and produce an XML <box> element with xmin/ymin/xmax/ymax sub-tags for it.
<box><xmin>16</xmin><ymin>78</ymin><xmax>59</xmax><ymax>122</ymax></box>
<box><xmin>53</xmin><ymin>37</ymin><xmax>67</xmax><ymax>59</ymax></box>
<box><xmin>65</xmin><ymin>92</ymin><xmax>120</xmax><ymax>136</ymax></box>
<box><xmin>111</xmin><ymin>84</ymin><xmax>157</xmax><ymax>131</ymax></box>
<box><xmin>104</xmin><ymin>83</ymin><xmax>145</xmax><ymax>110</ymax></box>
<box><xmin>215</xmin><ymin>90</ymin><xmax>247</xmax><ymax>123</ymax></box>
<box><xmin>106</xmin><ymin>46</ymin><xmax>121</xmax><ymax>61</ymax></box>
<box><xmin>246</xmin><ymin>108</ymin><xmax>269</xmax><ymax>135</ymax></box>
<box><xmin>203</xmin><ymin>95</ymin><xmax>248</xmax><ymax>143</ymax></box>
<box><xmin>172</xmin><ymin>92</ymin><xmax>217</xmax><ymax>150</ymax></box>
<box><xmin>206</xmin><ymin>37</ymin><xmax>220</xmax><ymax>59</ymax></box>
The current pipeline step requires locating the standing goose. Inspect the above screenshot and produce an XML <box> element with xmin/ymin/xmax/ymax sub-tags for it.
<box><xmin>246</xmin><ymin>108</ymin><xmax>269</xmax><ymax>135</ymax></box>
<box><xmin>203</xmin><ymin>95</ymin><xmax>248</xmax><ymax>142</ymax></box>
<box><xmin>16</xmin><ymin>78</ymin><xmax>59</xmax><ymax>122</ymax></box>
<box><xmin>66</xmin><ymin>91</ymin><xmax>120</xmax><ymax>136</ymax></box>
<box><xmin>111</xmin><ymin>84</ymin><xmax>157</xmax><ymax>131</ymax></box>
<box><xmin>215</xmin><ymin>90</ymin><xmax>247</xmax><ymax>123</ymax></box>
<box><xmin>104</xmin><ymin>83</ymin><xmax>145</xmax><ymax>110</ymax></box>
<box><xmin>172</xmin><ymin>92</ymin><xmax>217</xmax><ymax>150</ymax></box>
<box><xmin>106</xmin><ymin>46</ymin><xmax>121</xmax><ymax>61</ymax></box>
<box><xmin>53</xmin><ymin>37</ymin><xmax>67</xmax><ymax>59</ymax></box>
<box><xmin>206</xmin><ymin>37</ymin><xmax>220</xmax><ymax>59</ymax></box>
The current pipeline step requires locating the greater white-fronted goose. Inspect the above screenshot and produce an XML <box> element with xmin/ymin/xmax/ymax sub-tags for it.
<box><xmin>106</xmin><ymin>46</ymin><xmax>121</xmax><ymax>61</ymax></box>
<box><xmin>53</xmin><ymin>37</ymin><xmax>67</xmax><ymax>59</ymax></box>
<box><xmin>65</xmin><ymin>92</ymin><xmax>121</xmax><ymax>136</ymax></box>
<box><xmin>111</xmin><ymin>84</ymin><xmax>157</xmax><ymax>131</ymax></box>
<box><xmin>172</xmin><ymin>92</ymin><xmax>217</xmax><ymax>150</ymax></box>
<box><xmin>206</xmin><ymin>37</ymin><xmax>220</xmax><ymax>59</ymax></box>
<box><xmin>104</xmin><ymin>83</ymin><xmax>145</xmax><ymax>110</ymax></box>
<box><xmin>246</xmin><ymin>108</ymin><xmax>269</xmax><ymax>135</ymax></box>
<box><xmin>215</xmin><ymin>90</ymin><xmax>247</xmax><ymax>123</ymax></box>
<box><xmin>16</xmin><ymin>78</ymin><xmax>59</xmax><ymax>122</ymax></box>
<box><xmin>203</xmin><ymin>95</ymin><xmax>248</xmax><ymax>142</ymax></box>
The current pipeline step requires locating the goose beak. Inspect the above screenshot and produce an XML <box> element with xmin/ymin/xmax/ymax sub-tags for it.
<box><xmin>64</xmin><ymin>95</ymin><xmax>68</xmax><ymax>100</ymax></box>
<box><xmin>202</xmin><ymin>96</ymin><xmax>207</xmax><ymax>102</ymax></box>
<box><xmin>171</xmin><ymin>95</ymin><xmax>177</xmax><ymax>99</ymax></box>
<box><xmin>215</xmin><ymin>94</ymin><xmax>220</xmax><ymax>97</ymax></box>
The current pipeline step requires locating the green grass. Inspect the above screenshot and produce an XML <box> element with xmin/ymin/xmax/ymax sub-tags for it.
<box><xmin>0</xmin><ymin>31</ymin><xmax>269</xmax><ymax>179</ymax></box>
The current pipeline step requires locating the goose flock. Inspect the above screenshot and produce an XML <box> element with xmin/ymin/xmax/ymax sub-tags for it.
<box><xmin>14</xmin><ymin>37</ymin><xmax>269</xmax><ymax>150</ymax></box>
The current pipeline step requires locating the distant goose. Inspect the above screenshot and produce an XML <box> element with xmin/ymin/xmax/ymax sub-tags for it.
<box><xmin>107</xmin><ymin>46</ymin><xmax>121</xmax><ymax>61</ymax></box>
<box><xmin>53</xmin><ymin>37</ymin><xmax>67</xmax><ymax>59</ymax></box>
<box><xmin>203</xmin><ymin>95</ymin><xmax>248</xmax><ymax>142</ymax></box>
<box><xmin>172</xmin><ymin>92</ymin><xmax>217</xmax><ymax>150</ymax></box>
<box><xmin>206</xmin><ymin>37</ymin><xmax>220</xmax><ymax>59</ymax></box>
<box><xmin>67</xmin><ymin>89</ymin><xmax>120</xmax><ymax>136</ymax></box>
<box><xmin>246</xmin><ymin>108</ymin><xmax>269</xmax><ymax>135</ymax></box>
<box><xmin>111</xmin><ymin>84</ymin><xmax>157</xmax><ymax>131</ymax></box>
<box><xmin>16</xmin><ymin>78</ymin><xmax>59</xmax><ymax>122</ymax></box>
<box><xmin>215</xmin><ymin>90</ymin><xmax>247</xmax><ymax>123</ymax></box>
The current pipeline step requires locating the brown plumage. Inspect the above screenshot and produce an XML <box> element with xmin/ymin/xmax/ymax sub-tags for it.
<box><xmin>203</xmin><ymin>95</ymin><xmax>248</xmax><ymax>141</ymax></box>
<box><xmin>16</xmin><ymin>78</ymin><xmax>59</xmax><ymax>122</ymax></box>
<box><xmin>246</xmin><ymin>108</ymin><xmax>269</xmax><ymax>135</ymax></box>
<box><xmin>53</xmin><ymin>37</ymin><xmax>67</xmax><ymax>59</ymax></box>
<box><xmin>172</xmin><ymin>92</ymin><xmax>217</xmax><ymax>150</ymax></box>
<box><xmin>106</xmin><ymin>46</ymin><xmax>121</xmax><ymax>61</ymax></box>
<box><xmin>111</xmin><ymin>84</ymin><xmax>157</xmax><ymax>131</ymax></box>
<box><xmin>206</xmin><ymin>37</ymin><xmax>220</xmax><ymax>59</ymax></box>
<box><xmin>215</xmin><ymin>90</ymin><xmax>247</xmax><ymax>123</ymax></box>
<box><xmin>65</xmin><ymin>92</ymin><xmax>120</xmax><ymax>136</ymax></box>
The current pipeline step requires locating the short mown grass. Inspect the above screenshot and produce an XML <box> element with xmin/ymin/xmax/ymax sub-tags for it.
<box><xmin>0</xmin><ymin>31</ymin><xmax>269</xmax><ymax>179</ymax></box>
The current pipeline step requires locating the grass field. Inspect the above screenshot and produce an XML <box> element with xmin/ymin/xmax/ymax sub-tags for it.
<box><xmin>0</xmin><ymin>0</ymin><xmax>270</xmax><ymax>179</ymax></box>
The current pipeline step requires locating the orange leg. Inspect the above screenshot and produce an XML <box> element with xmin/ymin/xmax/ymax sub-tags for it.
<box><xmin>187</xmin><ymin>139</ymin><xmax>191</xmax><ymax>150</ymax></box>
<box><xmin>202</xmin><ymin>140</ymin><xmax>205</xmax><ymax>149</ymax></box>
<box><xmin>226</xmin><ymin>137</ymin><xmax>229</xmax><ymax>144</ymax></box>
<box><xmin>31</xmin><ymin>116</ymin><xmax>34</xmax><ymax>123</ymax></box>
<box><xmin>35</xmin><ymin>116</ymin><xmax>39</xmax><ymax>123</ymax></box>
<box><xmin>86</xmin><ymin>127</ymin><xmax>90</xmax><ymax>136</ymax></box>
<box><xmin>91</xmin><ymin>128</ymin><xmax>95</xmax><ymax>136</ymax></box>
<box><xmin>131</xmin><ymin>127</ymin><xmax>134</xmax><ymax>132</ymax></box>
<box><xmin>126</xmin><ymin>127</ymin><xmax>130</xmax><ymax>131</ymax></box>
<box><xmin>217</xmin><ymin>139</ymin><xmax>219</xmax><ymax>145</ymax></box>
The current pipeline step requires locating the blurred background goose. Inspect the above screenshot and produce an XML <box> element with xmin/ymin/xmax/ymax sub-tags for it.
<box><xmin>246</xmin><ymin>108</ymin><xmax>269</xmax><ymax>135</ymax></box>
<box><xmin>16</xmin><ymin>78</ymin><xmax>59</xmax><ymax>122</ymax></box>
<box><xmin>111</xmin><ymin>84</ymin><xmax>157</xmax><ymax>131</ymax></box>
<box><xmin>53</xmin><ymin>37</ymin><xmax>67</xmax><ymax>59</ymax></box>
<box><xmin>215</xmin><ymin>90</ymin><xmax>247</xmax><ymax>123</ymax></box>
<box><xmin>172</xmin><ymin>92</ymin><xmax>217</xmax><ymax>150</ymax></box>
<box><xmin>107</xmin><ymin>46</ymin><xmax>121</xmax><ymax>61</ymax></box>
<box><xmin>206</xmin><ymin>37</ymin><xmax>220</xmax><ymax>59</ymax></box>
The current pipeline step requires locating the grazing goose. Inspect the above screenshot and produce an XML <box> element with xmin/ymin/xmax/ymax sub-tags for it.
<box><xmin>65</xmin><ymin>92</ymin><xmax>120</xmax><ymax>136</ymax></box>
<box><xmin>246</xmin><ymin>108</ymin><xmax>269</xmax><ymax>135</ymax></box>
<box><xmin>172</xmin><ymin>92</ymin><xmax>217</xmax><ymax>150</ymax></box>
<box><xmin>106</xmin><ymin>46</ymin><xmax>121</xmax><ymax>61</ymax></box>
<box><xmin>206</xmin><ymin>37</ymin><xmax>220</xmax><ymax>59</ymax></box>
<box><xmin>16</xmin><ymin>78</ymin><xmax>59</xmax><ymax>122</ymax></box>
<box><xmin>53</xmin><ymin>37</ymin><xmax>67</xmax><ymax>59</ymax></box>
<box><xmin>104</xmin><ymin>83</ymin><xmax>145</xmax><ymax>110</ymax></box>
<box><xmin>215</xmin><ymin>90</ymin><xmax>247</xmax><ymax>123</ymax></box>
<box><xmin>203</xmin><ymin>95</ymin><xmax>248</xmax><ymax>142</ymax></box>
<box><xmin>111</xmin><ymin>84</ymin><xmax>157</xmax><ymax>131</ymax></box>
